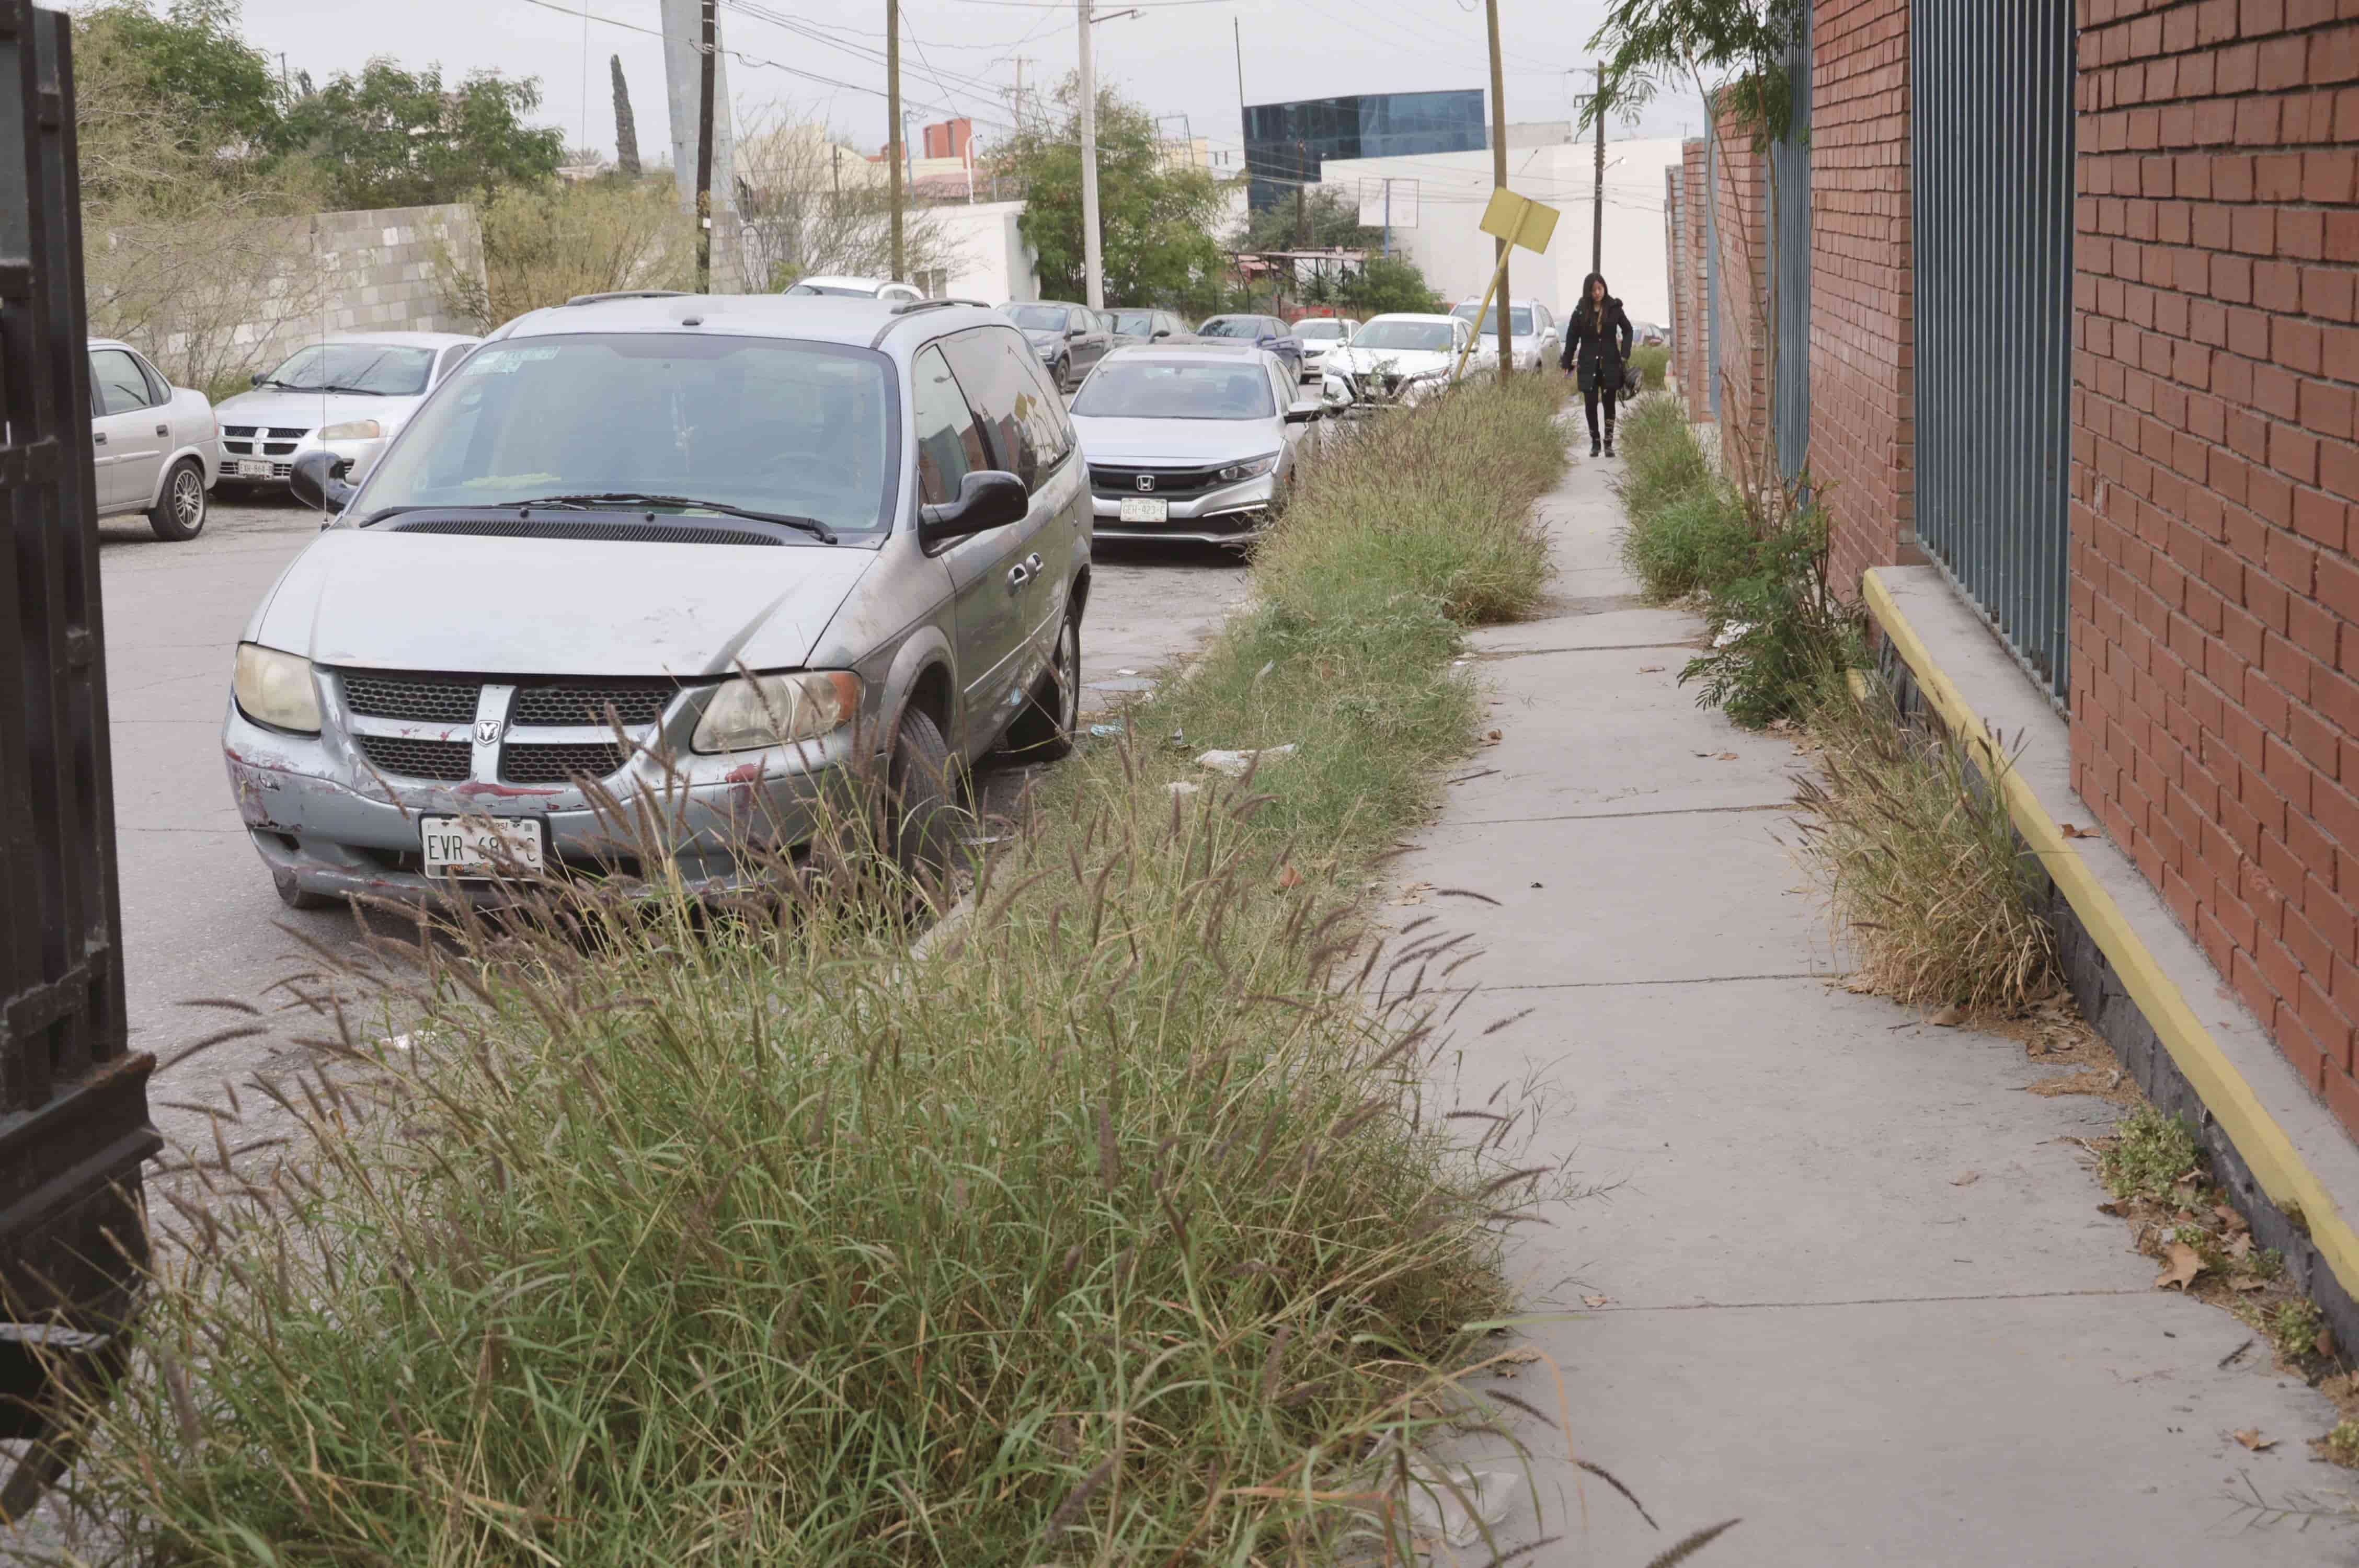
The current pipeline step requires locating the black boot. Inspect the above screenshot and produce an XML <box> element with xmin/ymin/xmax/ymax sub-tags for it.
<box><xmin>1604</xmin><ymin>431</ymin><xmax>1616</xmax><ymax>457</ymax></box>
<box><xmin>1590</xmin><ymin>434</ymin><xmax>1602</xmax><ymax>458</ymax></box>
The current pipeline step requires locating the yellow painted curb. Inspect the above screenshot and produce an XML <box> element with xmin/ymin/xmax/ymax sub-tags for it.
<box><xmin>1863</xmin><ymin>572</ymin><xmax>2359</xmax><ymax>1300</ymax></box>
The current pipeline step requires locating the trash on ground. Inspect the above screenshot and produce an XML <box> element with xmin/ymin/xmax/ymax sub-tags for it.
<box><xmin>2234</xmin><ymin>1428</ymin><xmax>2278</xmax><ymax>1451</ymax></box>
<box><xmin>1403</xmin><ymin>1465</ymin><xmax>1517</xmax><ymax>1548</ymax></box>
<box><xmin>1087</xmin><ymin>723</ymin><xmax>1126</xmax><ymax>737</ymax></box>
<box><xmin>1196</xmin><ymin>743</ymin><xmax>1297</xmax><ymax>777</ymax></box>
<box><xmin>1712</xmin><ymin>620</ymin><xmax>1754</xmax><ymax>649</ymax></box>
<box><xmin>1165</xmin><ymin>780</ymin><xmax>1200</xmax><ymax>797</ymax></box>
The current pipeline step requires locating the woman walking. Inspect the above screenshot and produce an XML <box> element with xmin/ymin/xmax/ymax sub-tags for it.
<box><xmin>1560</xmin><ymin>271</ymin><xmax>1634</xmax><ymax>458</ymax></box>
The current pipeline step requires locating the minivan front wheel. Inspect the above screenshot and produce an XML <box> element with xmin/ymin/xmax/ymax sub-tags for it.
<box><xmin>883</xmin><ymin>704</ymin><xmax>965</xmax><ymax>899</ymax></box>
<box><xmin>148</xmin><ymin>458</ymin><xmax>207</xmax><ymax>542</ymax></box>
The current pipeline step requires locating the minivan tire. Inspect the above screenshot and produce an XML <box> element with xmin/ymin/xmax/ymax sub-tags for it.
<box><xmin>884</xmin><ymin>704</ymin><xmax>965</xmax><ymax>897</ymax></box>
<box><xmin>148</xmin><ymin>457</ymin><xmax>208</xmax><ymax>541</ymax></box>
<box><xmin>1005</xmin><ymin>612</ymin><xmax>1080</xmax><ymax>762</ymax></box>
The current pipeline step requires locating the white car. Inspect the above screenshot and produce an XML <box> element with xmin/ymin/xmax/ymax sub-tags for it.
<box><xmin>1290</xmin><ymin>316</ymin><xmax>1361</xmax><ymax>374</ymax></box>
<box><xmin>1451</xmin><ymin>297</ymin><xmax>1560</xmax><ymax>372</ymax></box>
<box><xmin>784</xmin><ymin>275</ymin><xmax>924</xmax><ymax>303</ymax></box>
<box><xmin>1319</xmin><ymin>313</ymin><xmax>1482</xmax><ymax>411</ymax></box>
<box><xmin>87</xmin><ymin>337</ymin><xmax>220</xmax><ymax>541</ymax></box>
<box><xmin>214</xmin><ymin>332</ymin><xmax>481</xmax><ymax>492</ymax></box>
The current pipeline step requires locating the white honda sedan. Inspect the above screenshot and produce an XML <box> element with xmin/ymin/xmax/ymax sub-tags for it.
<box><xmin>87</xmin><ymin>338</ymin><xmax>221</xmax><ymax>541</ymax></box>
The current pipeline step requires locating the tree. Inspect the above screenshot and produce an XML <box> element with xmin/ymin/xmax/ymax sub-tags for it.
<box><xmin>1242</xmin><ymin>187</ymin><xmax>1380</xmax><ymax>256</ymax></box>
<box><xmin>281</xmin><ymin>60</ymin><xmax>566</xmax><ymax>210</ymax></box>
<box><xmin>1343</xmin><ymin>257</ymin><xmax>1439</xmax><ymax>316</ymax></box>
<box><xmin>440</xmin><ymin>177</ymin><xmax>697</xmax><ymax>329</ymax></box>
<box><xmin>1002</xmin><ymin>77</ymin><xmax>1227</xmax><ymax>307</ymax></box>
<box><xmin>732</xmin><ymin>110</ymin><xmax>957</xmax><ymax>291</ymax></box>
<box><xmin>72</xmin><ymin>0</ymin><xmax>285</xmax><ymax>175</ymax></box>
<box><xmin>611</xmin><ymin>55</ymin><xmax>642</xmax><ymax>178</ymax></box>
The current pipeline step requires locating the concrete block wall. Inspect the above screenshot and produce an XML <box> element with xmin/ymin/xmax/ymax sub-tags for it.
<box><xmin>2071</xmin><ymin>0</ymin><xmax>2359</xmax><ymax>1134</ymax></box>
<box><xmin>1810</xmin><ymin>0</ymin><xmax>1919</xmax><ymax>592</ymax></box>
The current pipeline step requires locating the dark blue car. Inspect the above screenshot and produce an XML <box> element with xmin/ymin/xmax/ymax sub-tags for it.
<box><xmin>1195</xmin><ymin>314</ymin><xmax>1311</xmax><ymax>383</ymax></box>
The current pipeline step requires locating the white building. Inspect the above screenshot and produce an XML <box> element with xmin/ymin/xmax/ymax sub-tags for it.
<box><xmin>1318</xmin><ymin>135</ymin><xmax>1686</xmax><ymax>329</ymax></box>
<box><xmin>929</xmin><ymin>200</ymin><xmax>1040</xmax><ymax>304</ymax></box>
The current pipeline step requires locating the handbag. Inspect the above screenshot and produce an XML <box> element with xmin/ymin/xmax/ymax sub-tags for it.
<box><xmin>1622</xmin><ymin>363</ymin><xmax>1644</xmax><ymax>397</ymax></box>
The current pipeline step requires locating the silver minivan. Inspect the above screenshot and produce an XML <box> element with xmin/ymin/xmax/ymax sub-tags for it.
<box><xmin>220</xmin><ymin>294</ymin><xmax>1087</xmax><ymax>909</ymax></box>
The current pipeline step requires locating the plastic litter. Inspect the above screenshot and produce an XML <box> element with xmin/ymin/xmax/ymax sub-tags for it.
<box><xmin>1195</xmin><ymin>743</ymin><xmax>1298</xmax><ymax>778</ymax></box>
<box><xmin>1165</xmin><ymin>780</ymin><xmax>1201</xmax><ymax>797</ymax></box>
<box><xmin>1403</xmin><ymin>1465</ymin><xmax>1518</xmax><ymax>1548</ymax></box>
<box><xmin>1088</xmin><ymin>723</ymin><xmax>1126</xmax><ymax>738</ymax></box>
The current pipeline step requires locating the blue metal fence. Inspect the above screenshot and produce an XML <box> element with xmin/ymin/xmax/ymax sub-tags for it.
<box><xmin>1770</xmin><ymin>4</ymin><xmax>1813</xmax><ymax>480</ymax></box>
<box><xmin>1910</xmin><ymin>0</ymin><xmax>2076</xmax><ymax>704</ymax></box>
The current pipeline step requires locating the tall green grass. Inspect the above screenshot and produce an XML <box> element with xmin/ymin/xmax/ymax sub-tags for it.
<box><xmin>49</xmin><ymin>377</ymin><xmax>1581</xmax><ymax>1565</ymax></box>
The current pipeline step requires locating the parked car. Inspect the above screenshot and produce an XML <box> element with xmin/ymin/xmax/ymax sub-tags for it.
<box><xmin>1450</xmin><ymin>297</ymin><xmax>1559</xmax><ymax>373</ymax></box>
<box><xmin>213</xmin><ymin>332</ymin><xmax>482</xmax><ymax>494</ymax></box>
<box><xmin>222</xmin><ymin>294</ymin><xmax>1088</xmax><ymax>910</ymax></box>
<box><xmin>784</xmin><ymin>275</ymin><xmax>924</xmax><ymax>303</ymax></box>
<box><xmin>1112</xmin><ymin>308</ymin><xmax>1189</xmax><ymax>345</ymax></box>
<box><xmin>1289</xmin><ymin>315</ymin><xmax>1361</xmax><ymax>376</ymax></box>
<box><xmin>1319</xmin><ymin>313</ymin><xmax>1481</xmax><ymax>410</ymax></box>
<box><xmin>1194</xmin><ymin>314</ymin><xmax>1311</xmax><ymax>382</ymax></box>
<box><xmin>1068</xmin><ymin>342</ymin><xmax>1323</xmax><ymax>547</ymax></box>
<box><xmin>87</xmin><ymin>337</ymin><xmax>220</xmax><ymax>541</ymax></box>
<box><xmin>1000</xmin><ymin>301</ymin><xmax>1113</xmax><ymax>391</ymax></box>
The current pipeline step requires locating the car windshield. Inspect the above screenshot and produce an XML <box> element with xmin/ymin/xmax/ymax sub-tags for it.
<box><xmin>1295</xmin><ymin>320</ymin><xmax>1348</xmax><ymax>340</ymax></box>
<box><xmin>260</xmin><ymin>343</ymin><xmax>437</xmax><ymax>395</ymax></box>
<box><xmin>784</xmin><ymin>281</ymin><xmax>875</xmax><ymax>297</ymax></box>
<box><xmin>1113</xmin><ymin>311</ymin><xmax>1155</xmax><ymax>334</ymax></box>
<box><xmin>1070</xmin><ymin>361</ymin><xmax>1274</xmax><ymax>420</ymax></box>
<box><xmin>1007</xmin><ymin>305</ymin><xmax>1070</xmax><ymax>331</ymax></box>
<box><xmin>1452</xmin><ymin>305</ymin><xmax>1535</xmax><ymax>336</ymax></box>
<box><xmin>1353</xmin><ymin>320</ymin><xmax>1455</xmax><ymax>352</ymax></box>
<box><xmin>348</xmin><ymin>335</ymin><xmax>894</xmax><ymax>539</ymax></box>
<box><xmin>1196</xmin><ymin>317</ymin><xmax>1267</xmax><ymax>339</ymax></box>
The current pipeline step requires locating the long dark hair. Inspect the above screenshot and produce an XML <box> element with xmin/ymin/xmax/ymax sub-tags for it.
<box><xmin>1573</xmin><ymin>272</ymin><xmax>1612</xmax><ymax>334</ymax></box>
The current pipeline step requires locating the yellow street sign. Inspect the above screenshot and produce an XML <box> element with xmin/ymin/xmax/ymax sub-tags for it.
<box><xmin>1479</xmin><ymin>188</ymin><xmax>1560</xmax><ymax>254</ymax></box>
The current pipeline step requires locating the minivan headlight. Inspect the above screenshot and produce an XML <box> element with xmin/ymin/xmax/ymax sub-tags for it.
<box><xmin>233</xmin><ymin>642</ymin><xmax>320</xmax><ymax>733</ymax></box>
<box><xmin>692</xmin><ymin>671</ymin><xmax>863</xmax><ymax>754</ymax></box>
<box><xmin>319</xmin><ymin>419</ymin><xmax>383</xmax><ymax>441</ymax></box>
<box><xmin>1217</xmin><ymin>453</ymin><xmax>1281</xmax><ymax>482</ymax></box>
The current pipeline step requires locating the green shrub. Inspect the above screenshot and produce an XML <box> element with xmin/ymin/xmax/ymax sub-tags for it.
<box><xmin>2099</xmin><ymin>1106</ymin><xmax>2205</xmax><ymax>1203</ymax></box>
<box><xmin>1620</xmin><ymin>480</ymin><xmax>1758</xmax><ymax>601</ymax></box>
<box><xmin>1627</xmin><ymin>342</ymin><xmax>1669</xmax><ymax>391</ymax></box>
<box><xmin>1679</xmin><ymin>502</ymin><xmax>1861</xmax><ymax>730</ymax></box>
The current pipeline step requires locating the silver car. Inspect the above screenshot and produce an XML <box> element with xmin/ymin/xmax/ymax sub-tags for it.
<box><xmin>221</xmin><ymin>294</ymin><xmax>1088</xmax><ymax>909</ymax></box>
<box><xmin>212</xmin><ymin>331</ymin><xmax>482</xmax><ymax>492</ymax></box>
<box><xmin>1450</xmin><ymin>297</ymin><xmax>1559</xmax><ymax>373</ymax></box>
<box><xmin>87</xmin><ymin>337</ymin><xmax>220</xmax><ymax>541</ymax></box>
<box><xmin>1070</xmin><ymin>343</ymin><xmax>1324</xmax><ymax>546</ymax></box>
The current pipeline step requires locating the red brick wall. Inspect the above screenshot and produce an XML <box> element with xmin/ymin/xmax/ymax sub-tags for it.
<box><xmin>2072</xmin><ymin>0</ymin><xmax>2359</xmax><ymax>1131</ymax></box>
<box><xmin>1678</xmin><ymin>139</ymin><xmax>1710</xmax><ymax>410</ymax></box>
<box><xmin>1710</xmin><ymin>99</ymin><xmax>1771</xmax><ymax>472</ymax></box>
<box><xmin>1810</xmin><ymin>0</ymin><xmax>1918</xmax><ymax>593</ymax></box>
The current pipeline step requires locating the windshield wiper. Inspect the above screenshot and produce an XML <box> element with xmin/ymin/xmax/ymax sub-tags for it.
<box><xmin>501</xmin><ymin>493</ymin><xmax>839</xmax><ymax>544</ymax></box>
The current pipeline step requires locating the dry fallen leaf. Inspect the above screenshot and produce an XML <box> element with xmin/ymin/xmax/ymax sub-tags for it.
<box><xmin>2321</xmin><ymin>1329</ymin><xmax>2340</xmax><ymax>1361</ymax></box>
<box><xmin>1390</xmin><ymin>882</ymin><xmax>1430</xmax><ymax>907</ymax></box>
<box><xmin>2097</xmin><ymin>1200</ymin><xmax>2128</xmax><ymax>1216</ymax></box>
<box><xmin>1952</xmin><ymin>1171</ymin><xmax>1981</xmax><ymax>1186</ymax></box>
<box><xmin>2233</xmin><ymin>1276</ymin><xmax>2269</xmax><ymax>1292</ymax></box>
<box><xmin>2059</xmin><ymin>822</ymin><xmax>2097</xmax><ymax>839</ymax></box>
<box><xmin>1491</xmin><ymin>1346</ymin><xmax>1544</xmax><ymax>1377</ymax></box>
<box><xmin>2234</xmin><ymin>1428</ymin><xmax>2278</xmax><ymax>1451</ymax></box>
<box><xmin>2156</xmin><ymin>1241</ymin><xmax>2204</xmax><ymax>1291</ymax></box>
<box><xmin>1639</xmin><ymin>665</ymin><xmax>1665</xmax><ymax>673</ymax></box>
<box><xmin>1715</xmin><ymin>751</ymin><xmax>1738</xmax><ymax>761</ymax></box>
<box><xmin>2215</xmin><ymin>1203</ymin><xmax>2250</xmax><ymax>1233</ymax></box>
<box><xmin>2226</xmin><ymin>1231</ymin><xmax>2254</xmax><ymax>1261</ymax></box>
<box><xmin>1580</xmin><ymin>1295</ymin><xmax>1612</xmax><ymax>1308</ymax></box>
<box><xmin>1276</xmin><ymin>864</ymin><xmax>1304</xmax><ymax>891</ymax></box>
<box><xmin>2321</xmin><ymin>1373</ymin><xmax>2357</xmax><ymax>1401</ymax></box>
<box><xmin>1929</xmin><ymin>1004</ymin><xmax>1967</xmax><ymax>1027</ymax></box>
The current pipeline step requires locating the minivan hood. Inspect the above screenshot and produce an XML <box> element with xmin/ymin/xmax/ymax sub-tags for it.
<box><xmin>213</xmin><ymin>388</ymin><xmax>421</xmax><ymax>432</ymax></box>
<box><xmin>247</xmin><ymin>528</ymin><xmax>876</xmax><ymax>676</ymax></box>
<box><xmin>1068</xmin><ymin>414</ymin><xmax>1281</xmax><ymax>465</ymax></box>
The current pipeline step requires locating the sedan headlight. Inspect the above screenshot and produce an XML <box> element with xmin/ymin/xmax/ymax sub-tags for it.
<box><xmin>319</xmin><ymin>419</ymin><xmax>383</xmax><ymax>441</ymax></box>
<box><xmin>1217</xmin><ymin>453</ymin><xmax>1281</xmax><ymax>482</ymax></box>
<box><xmin>692</xmin><ymin>671</ymin><xmax>863</xmax><ymax>754</ymax></box>
<box><xmin>232</xmin><ymin>642</ymin><xmax>320</xmax><ymax>733</ymax></box>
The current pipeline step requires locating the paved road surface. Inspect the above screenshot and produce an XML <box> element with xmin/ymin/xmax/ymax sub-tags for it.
<box><xmin>99</xmin><ymin>492</ymin><xmax>1248</xmax><ymax>1161</ymax></box>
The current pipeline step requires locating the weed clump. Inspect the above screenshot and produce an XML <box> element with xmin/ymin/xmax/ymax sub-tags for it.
<box><xmin>2100</xmin><ymin>1106</ymin><xmax>2204</xmax><ymax>1203</ymax></box>
<box><xmin>2267</xmin><ymin>1298</ymin><xmax>2328</xmax><ymax>1364</ymax></box>
<box><xmin>2323</xmin><ymin>1421</ymin><xmax>2359</xmax><ymax>1468</ymax></box>
<box><xmin>1792</xmin><ymin>673</ymin><xmax>2058</xmax><ymax>1009</ymax></box>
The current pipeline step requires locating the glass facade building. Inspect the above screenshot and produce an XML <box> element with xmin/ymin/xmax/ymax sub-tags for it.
<box><xmin>1241</xmin><ymin>90</ymin><xmax>1487</xmax><ymax>213</ymax></box>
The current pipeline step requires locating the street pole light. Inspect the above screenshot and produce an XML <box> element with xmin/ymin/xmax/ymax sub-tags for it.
<box><xmin>887</xmin><ymin>0</ymin><xmax>904</xmax><ymax>282</ymax></box>
<box><xmin>695</xmin><ymin>0</ymin><xmax>716</xmax><ymax>291</ymax></box>
<box><xmin>1078</xmin><ymin>0</ymin><xmax>1103</xmax><ymax>308</ymax></box>
<box><xmin>1483</xmin><ymin>0</ymin><xmax>1508</xmax><ymax>384</ymax></box>
<box><xmin>1590</xmin><ymin>60</ymin><xmax>1607</xmax><ymax>278</ymax></box>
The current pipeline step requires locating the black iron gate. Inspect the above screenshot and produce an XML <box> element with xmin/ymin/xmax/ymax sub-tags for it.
<box><xmin>1911</xmin><ymin>0</ymin><xmax>2076</xmax><ymax>702</ymax></box>
<box><xmin>0</xmin><ymin>0</ymin><xmax>157</xmax><ymax>1516</ymax></box>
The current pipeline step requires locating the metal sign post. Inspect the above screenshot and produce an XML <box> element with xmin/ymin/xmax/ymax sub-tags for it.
<box><xmin>1451</xmin><ymin>187</ymin><xmax>1561</xmax><ymax>383</ymax></box>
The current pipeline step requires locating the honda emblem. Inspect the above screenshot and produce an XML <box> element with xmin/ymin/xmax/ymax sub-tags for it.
<box><xmin>474</xmin><ymin>718</ymin><xmax>502</xmax><ymax>746</ymax></box>
<box><xmin>1136</xmin><ymin>474</ymin><xmax>1155</xmax><ymax>492</ymax></box>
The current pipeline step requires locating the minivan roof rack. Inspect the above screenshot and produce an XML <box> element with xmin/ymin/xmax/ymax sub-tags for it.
<box><xmin>565</xmin><ymin>290</ymin><xmax>693</xmax><ymax>306</ymax></box>
<box><xmin>889</xmin><ymin>296</ymin><xmax>992</xmax><ymax>315</ymax></box>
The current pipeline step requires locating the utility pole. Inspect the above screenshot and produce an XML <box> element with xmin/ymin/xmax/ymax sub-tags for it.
<box><xmin>1078</xmin><ymin>0</ymin><xmax>1104</xmax><ymax>308</ymax></box>
<box><xmin>1011</xmin><ymin>55</ymin><xmax>1027</xmax><ymax>135</ymax></box>
<box><xmin>1483</xmin><ymin>0</ymin><xmax>1508</xmax><ymax>383</ymax></box>
<box><xmin>695</xmin><ymin>0</ymin><xmax>716</xmax><ymax>292</ymax></box>
<box><xmin>1232</xmin><ymin>19</ymin><xmax>1245</xmax><ymax>114</ymax></box>
<box><xmin>1591</xmin><ymin>61</ymin><xmax>1607</xmax><ymax>276</ymax></box>
<box><xmin>1294</xmin><ymin>140</ymin><xmax>1309</xmax><ymax>247</ymax></box>
<box><xmin>887</xmin><ymin>0</ymin><xmax>904</xmax><ymax>282</ymax></box>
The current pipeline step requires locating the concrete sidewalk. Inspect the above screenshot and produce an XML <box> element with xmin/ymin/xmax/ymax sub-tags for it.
<box><xmin>1402</xmin><ymin>441</ymin><xmax>2358</xmax><ymax>1565</ymax></box>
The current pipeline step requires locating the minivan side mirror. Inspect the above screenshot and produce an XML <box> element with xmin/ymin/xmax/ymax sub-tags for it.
<box><xmin>1151</xmin><ymin>328</ymin><xmax>1171</xmax><ymax>339</ymax></box>
<box><xmin>918</xmin><ymin>469</ymin><xmax>1028</xmax><ymax>548</ymax></box>
<box><xmin>250</xmin><ymin>371</ymin><xmax>267</xmax><ymax>387</ymax></box>
<box><xmin>289</xmin><ymin>449</ymin><xmax>356</xmax><ymax>514</ymax></box>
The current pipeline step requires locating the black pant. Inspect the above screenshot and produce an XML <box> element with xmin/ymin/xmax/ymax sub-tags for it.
<box><xmin>1583</xmin><ymin>378</ymin><xmax>1617</xmax><ymax>442</ymax></box>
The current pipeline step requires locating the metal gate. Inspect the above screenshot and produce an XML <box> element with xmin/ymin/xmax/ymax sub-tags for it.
<box><xmin>1911</xmin><ymin>0</ymin><xmax>2075</xmax><ymax>702</ymax></box>
<box><xmin>0</xmin><ymin>0</ymin><xmax>158</xmax><ymax>1514</ymax></box>
<box><xmin>1770</xmin><ymin>4</ymin><xmax>1812</xmax><ymax>479</ymax></box>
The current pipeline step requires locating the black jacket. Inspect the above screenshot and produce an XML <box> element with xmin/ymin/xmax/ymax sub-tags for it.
<box><xmin>1560</xmin><ymin>295</ymin><xmax>1634</xmax><ymax>391</ymax></box>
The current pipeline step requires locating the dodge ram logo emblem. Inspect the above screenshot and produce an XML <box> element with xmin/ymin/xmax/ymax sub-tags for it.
<box><xmin>474</xmin><ymin>718</ymin><xmax>502</xmax><ymax>746</ymax></box>
<box><xmin>1136</xmin><ymin>474</ymin><xmax>1155</xmax><ymax>492</ymax></box>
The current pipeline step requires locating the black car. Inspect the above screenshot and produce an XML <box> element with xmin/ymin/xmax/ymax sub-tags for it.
<box><xmin>1195</xmin><ymin>314</ymin><xmax>1310</xmax><ymax>382</ymax></box>
<box><xmin>1001</xmin><ymin>302</ymin><xmax>1113</xmax><ymax>391</ymax></box>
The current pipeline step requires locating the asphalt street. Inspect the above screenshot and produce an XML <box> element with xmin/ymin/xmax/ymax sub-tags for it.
<box><xmin>97</xmin><ymin>488</ymin><xmax>1250</xmax><ymax>1163</ymax></box>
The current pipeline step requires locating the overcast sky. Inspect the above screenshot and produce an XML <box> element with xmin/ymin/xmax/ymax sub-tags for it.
<box><xmin>223</xmin><ymin>0</ymin><xmax>1706</xmax><ymax>176</ymax></box>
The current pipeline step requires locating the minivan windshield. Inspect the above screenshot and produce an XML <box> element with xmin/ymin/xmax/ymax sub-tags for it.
<box><xmin>1353</xmin><ymin>320</ymin><xmax>1455</xmax><ymax>352</ymax></box>
<box><xmin>1070</xmin><ymin>361</ymin><xmax>1274</xmax><ymax>420</ymax></box>
<box><xmin>1452</xmin><ymin>305</ymin><xmax>1534</xmax><ymax>336</ymax></box>
<box><xmin>348</xmin><ymin>335</ymin><xmax>895</xmax><ymax>539</ymax></box>
<box><xmin>260</xmin><ymin>342</ymin><xmax>437</xmax><ymax>396</ymax></box>
<box><xmin>1007</xmin><ymin>305</ymin><xmax>1071</xmax><ymax>331</ymax></box>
